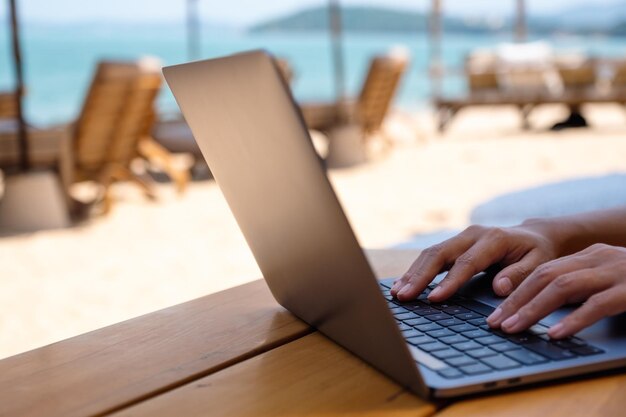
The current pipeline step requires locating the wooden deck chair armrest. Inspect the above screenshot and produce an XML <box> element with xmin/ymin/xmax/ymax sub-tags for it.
<box><xmin>57</xmin><ymin>127</ymin><xmax>76</xmax><ymax>196</ymax></box>
<box><xmin>44</xmin><ymin>121</ymin><xmax>77</xmax><ymax>133</ymax></box>
<box><xmin>138</xmin><ymin>137</ymin><xmax>193</xmax><ymax>194</ymax></box>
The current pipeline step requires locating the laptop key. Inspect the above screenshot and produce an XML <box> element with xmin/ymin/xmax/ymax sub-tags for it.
<box><xmin>440</xmin><ymin>335</ymin><xmax>469</xmax><ymax>345</ymax></box>
<box><xmin>491</xmin><ymin>342</ymin><xmax>521</xmax><ymax>352</ymax></box>
<box><xmin>416</xmin><ymin>323</ymin><xmax>443</xmax><ymax>332</ymax></box>
<box><xmin>554</xmin><ymin>338</ymin><xmax>588</xmax><ymax>349</ymax></box>
<box><xmin>452</xmin><ymin>341</ymin><xmax>483</xmax><ymax>351</ymax></box>
<box><xmin>455</xmin><ymin>298</ymin><xmax>496</xmax><ymax>316</ymax></box>
<box><xmin>408</xmin><ymin>335</ymin><xmax>436</xmax><ymax>345</ymax></box>
<box><xmin>480</xmin><ymin>354</ymin><xmax>521</xmax><ymax>370</ymax></box>
<box><xmin>437</xmin><ymin>318</ymin><xmax>465</xmax><ymax>327</ymax></box>
<box><xmin>528</xmin><ymin>324</ymin><xmax>550</xmax><ymax>335</ymax></box>
<box><xmin>524</xmin><ymin>341</ymin><xmax>577</xmax><ymax>361</ymax></box>
<box><xmin>410</xmin><ymin>307</ymin><xmax>440</xmax><ymax>316</ymax></box>
<box><xmin>427</xmin><ymin>328</ymin><xmax>455</xmax><ymax>338</ymax></box>
<box><xmin>445</xmin><ymin>355</ymin><xmax>477</xmax><ymax>367</ymax></box>
<box><xmin>425</xmin><ymin>313</ymin><xmax>453</xmax><ymax>322</ymax></box>
<box><xmin>570</xmin><ymin>345</ymin><xmax>604</xmax><ymax>356</ymax></box>
<box><xmin>450</xmin><ymin>323</ymin><xmax>477</xmax><ymax>333</ymax></box>
<box><xmin>468</xmin><ymin>317</ymin><xmax>487</xmax><ymax>326</ymax></box>
<box><xmin>420</xmin><ymin>342</ymin><xmax>449</xmax><ymax>352</ymax></box>
<box><xmin>467</xmin><ymin>347</ymin><xmax>498</xmax><ymax>359</ymax></box>
<box><xmin>404</xmin><ymin>317</ymin><xmax>431</xmax><ymax>327</ymax></box>
<box><xmin>460</xmin><ymin>363</ymin><xmax>492</xmax><ymax>375</ymax></box>
<box><xmin>505</xmin><ymin>348</ymin><xmax>549</xmax><ymax>365</ymax></box>
<box><xmin>395</xmin><ymin>312</ymin><xmax>419</xmax><ymax>321</ymax></box>
<box><xmin>455</xmin><ymin>312</ymin><xmax>483</xmax><ymax>321</ymax></box>
<box><xmin>505</xmin><ymin>333</ymin><xmax>541</xmax><ymax>345</ymax></box>
<box><xmin>397</xmin><ymin>302</ymin><xmax>423</xmax><ymax>310</ymax></box>
<box><xmin>397</xmin><ymin>323</ymin><xmax>411</xmax><ymax>332</ymax></box>
<box><xmin>438</xmin><ymin>305</ymin><xmax>471</xmax><ymax>315</ymax></box>
<box><xmin>390</xmin><ymin>306</ymin><xmax>408</xmax><ymax>314</ymax></box>
<box><xmin>438</xmin><ymin>368</ymin><xmax>465</xmax><ymax>379</ymax></box>
<box><xmin>432</xmin><ymin>348</ymin><xmax>464</xmax><ymax>360</ymax></box>
<box><xmin>475</xmin><ymin>335</ymin><xmax>505</xmax><ymax>345</ymax></box>
<box><xmin>402</xmin><ymin>329</ymin><xmax>424</xmax><ymax>338</ymax></box>
<box><xmin>462</xmin><ymin>329</ymin><xmax>491</xmax><ymax>339</ymax></box>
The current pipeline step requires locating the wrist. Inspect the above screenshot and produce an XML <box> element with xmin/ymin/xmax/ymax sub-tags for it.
<box><xmin>520</xmin><ymin>217</ymin><xmax>586</xmax><ymax>257</ymax></box>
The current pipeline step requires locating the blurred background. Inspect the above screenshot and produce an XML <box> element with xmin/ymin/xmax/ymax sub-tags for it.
<box><xmin>1</xmin><ymin>0</ymin><xmax>626</xmax><ymax>359</ymax></box>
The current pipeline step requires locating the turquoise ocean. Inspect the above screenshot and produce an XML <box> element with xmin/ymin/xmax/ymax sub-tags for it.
<box><xmin>1</xmin><ymin>23</ymin><xmax>626</xmax><ymax>126</ymax></box>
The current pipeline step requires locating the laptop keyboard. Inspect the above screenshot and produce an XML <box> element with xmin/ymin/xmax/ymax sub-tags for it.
<box><xmin>379</xmin><ymin>282</ymin><xmax>604</xmax><ymax>379</ymax></box>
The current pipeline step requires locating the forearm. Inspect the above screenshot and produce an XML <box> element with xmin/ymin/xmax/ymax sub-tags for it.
<box><xmin>522</xmin><ymin>207</ymin><xmax>626</xmax><ymax>256</ymax></box>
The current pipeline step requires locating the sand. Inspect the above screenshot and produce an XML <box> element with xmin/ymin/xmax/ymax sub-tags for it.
<box><xmin>2</xmin><ymin>103</ymin><xmax>626</xmax><ymax>359</ymax></box>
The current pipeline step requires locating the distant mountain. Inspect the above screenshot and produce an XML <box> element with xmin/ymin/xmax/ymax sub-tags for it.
<box><xmin>547</xmin><ymin>0</ymin><xmax>626</xmax><ymax>29</ymax></box>
<box><xmin>248</xmin><ymin>5</ymin><xmax>626</xmax><ymax>37</ymax></box>
<box><xmin>611</xmin><ymin>21</ymin><xmax>626</xmax><ymax>36</ymax></box>
<box><xmin>249</xmin><ymin>6</ymin><xmax>494</xmax><ymax>34</ymax></box>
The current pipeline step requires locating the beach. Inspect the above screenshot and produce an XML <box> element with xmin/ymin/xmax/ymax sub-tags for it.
<box><xmin>2</xmin><ymin>103</ymin><xmax>626</xmax><ymax>359</ymax></box>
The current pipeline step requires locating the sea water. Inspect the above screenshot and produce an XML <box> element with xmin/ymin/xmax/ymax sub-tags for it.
<box><xmin>1</xmin><ymin>23</ymin><xmax>625</xmax><ymax>126</ymax></box>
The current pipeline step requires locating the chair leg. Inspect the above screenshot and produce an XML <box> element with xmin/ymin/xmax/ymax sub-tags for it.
<box><xmin>138</xmin><ymin>137</ymin><xmax>191</xmax><ymax>194</ymax></box>
<box><xmin>519</xmin><ymin>104</ymin><xmax>535</xmax><ymax>130</ymax></box>
<box><xmin>437</xmin><ymin>106</ymin><xmax>459</xmax><ymax>133</ymax></box>
<box><xmin>98</xmin><ymin>164</ymin><xmax>157</xmax><ymax>213</ymax></box>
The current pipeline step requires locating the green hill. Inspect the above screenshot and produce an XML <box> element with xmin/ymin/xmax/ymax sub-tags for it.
<box><xmin>249</xmin><ymin>5</ymin><xmax>626</xmax><ymax>37</ymax></box>
<box><xmin>249</xmin><ymin>6</ymin><xmax>492</xmax><ymax>34</ymax></box>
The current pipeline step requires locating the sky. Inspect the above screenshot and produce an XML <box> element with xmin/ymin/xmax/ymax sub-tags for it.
<box><xmin>0</xmin><ymin>0</ymin><xmax>620</xmax><ymax>27</ymax></box>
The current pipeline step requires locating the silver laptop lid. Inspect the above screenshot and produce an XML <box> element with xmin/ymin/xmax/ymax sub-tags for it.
<box><xmin>163</xmin><ymin>50</ymin><xmax>426</xmax><ymax>396</ymax></box>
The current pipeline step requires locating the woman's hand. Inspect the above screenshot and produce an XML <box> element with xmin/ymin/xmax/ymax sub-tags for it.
<box><xmin>487</xmin><ymin>243</ymin><xmax>626</xmax><ymax>338</ymax></box>
<box><xmin>390</xmin><ymin>221</ymin><xmax>563</xmax><ymax>302</ymax></box>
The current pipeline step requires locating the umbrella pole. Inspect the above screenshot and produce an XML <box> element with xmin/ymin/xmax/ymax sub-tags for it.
<box><xmin>187</xmin><ymin>0</ymin><xmax>200</xmax><ymax>61</ymax></box>
<box><xmin>328</xmin><ymin>0</ymin><xmax>346</xmax><ymax>121</ymax></box>
<box><xmin>429</xmin><ymin>0</ymin><xmax>443</xmax><ymax>99</ymax></box>
<box><xmin>9</xmin><ymin>0</ymin><xmax>29</xmax><ymax>172</ymax></box>
<box><xmin>515</xmin><ymin>0</ymin><xmax>527</xmax><ymax>42</ymax></box>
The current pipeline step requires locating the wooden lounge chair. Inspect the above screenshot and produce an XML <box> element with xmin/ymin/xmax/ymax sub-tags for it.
<box><xmin>610</xmin><ymin>59</ymin><xmax>626</xmax><ymax>91</ymax></box>
<box><xmin>466</xmin><ymin>51</ymin><xmax>499</xmax><ymax>94</ymax></box>
<box><xmin>556</xmin><ymin>57</ymin><xmax>597</xmax><ymax>92</ymax></box>
<box><xmin>57</xmin><ymin>59</ymin><xmax>190</xmax><ymax>215</ymax></box>
<box><xmin>0</xmin><ymin>89</ymin><xmax>64</xmax><ymax>170</ymax></box>
<box><xmin>434</xmin><ymin>47</ymin><xmax>626</xmax><ymax>132</ymax></box>
<box><xmin>300</xmin><ymin>52</ymin><xmax>409</xmax><ymax>140</ymax></box>
<box><xmin>0</xmin><ymin>91</ymin><xmax>19</xmax><ymax>119</ymax></box>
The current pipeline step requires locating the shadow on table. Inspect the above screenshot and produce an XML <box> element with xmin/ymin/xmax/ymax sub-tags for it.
<box><xmin>396</xmin><ymin>173</ymin><xmax>626</xmax><ymax>249</ymax></box>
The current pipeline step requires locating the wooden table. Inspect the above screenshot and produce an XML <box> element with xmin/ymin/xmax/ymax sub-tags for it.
<box><xmin>2</xmin><ymin>249</ymin><xmax>625</xmax><ymax>417</ymax></box>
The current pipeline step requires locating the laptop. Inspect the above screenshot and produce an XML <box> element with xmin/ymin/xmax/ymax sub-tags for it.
<box><xmin>163</xmin><ymin>50</ymin><xmax>626</xmax><ymax>398</ymax></box>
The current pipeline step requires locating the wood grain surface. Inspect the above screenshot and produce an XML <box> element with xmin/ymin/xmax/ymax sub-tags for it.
<box><xmin>0</xmin><ymin>248</ymin><xmax>420</xmax><ymax>417</ymax></box>
<box><xmin>433</xmin><ymin>373</ymin><xmax>626</xmax><ymax>417</ymax></box>
<box><xmin>0</xmin><ymin>279</ymin><xmax>310</xmax><ymax>417</ymax></box>
<box><xmin>111</xmin><ymin>332</ymin><xmax>436</xmax><ymax>417</ymax></box>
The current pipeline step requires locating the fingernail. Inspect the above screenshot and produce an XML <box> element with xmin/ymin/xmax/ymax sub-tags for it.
<box><xmin>391</xmin><ymin>281</ymin><xmax>401</xmax><ymax>292</ymax></box>
<box><xmin>397</xmin><ymin>285</ymin><xmax>410</xmax><ymax>297</ymax></box>
<box><xmin>498</xmin><ymin>277</ymin><xmax>513</xmax><ymax>295</ymax></box>
<box><xmin>487</xmin><ymin>307</ymin><xmax>502</xmax><ymax>325</ymax></box>
<box><xmin>501</xmin><ymin>313</ymin><xmax>520</xmax><ymax>331</ymax></box>
<box><xmin>548</xmin><ymin>322</ymin><xmax>566</xmax><ymax>339</ymax></box>
<box><xmin>427</xmin><ymin>286</ymin><xmax>442</xmax><ymax>300</ymax></box>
